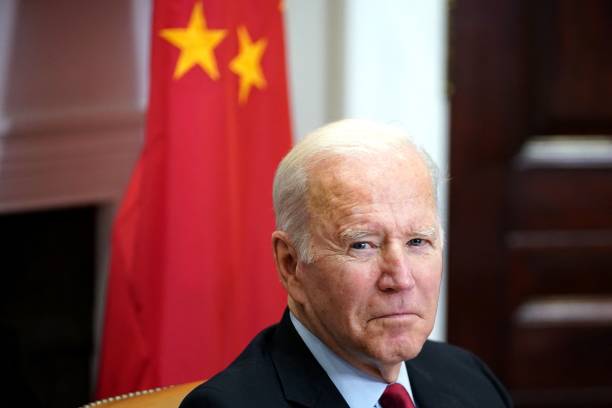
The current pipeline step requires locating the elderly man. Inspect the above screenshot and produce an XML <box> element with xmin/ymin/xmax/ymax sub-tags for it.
<box><xmin>180</xmin><ymin>120</ymin><xmax>512</xmax><ymax>407</ymax></box>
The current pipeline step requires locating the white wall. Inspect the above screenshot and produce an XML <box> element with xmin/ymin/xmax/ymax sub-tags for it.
<box><xmin>284</xmin><ymin>0</ymin><xmax>448</xmax><ymax>340</ymax></box>
<box><xmin>283</xmin><ymin>0</ymin><xmax>337</xmax><ymax>140</ymax></box>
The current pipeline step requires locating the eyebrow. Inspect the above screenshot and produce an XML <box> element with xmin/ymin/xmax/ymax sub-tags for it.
<box><xmin>339</xmin><ymin>228</ymin><xmax>376</xmax><ymax>242</ymax></box>
<box><xmin>415</xmin><ymin>226</ymin><xmax>438</xmax><ymax>238</ymax></box>
<box><xmin>339</xmin><ymin>225</ymin><xmax>439</xmax><ymax>242</ymax></box>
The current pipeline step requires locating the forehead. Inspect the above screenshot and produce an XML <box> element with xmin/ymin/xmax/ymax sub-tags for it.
<box><xmin>306</xmin><ymin>151</ymin><xmax>436</xmax><ymax>223</ymax></box>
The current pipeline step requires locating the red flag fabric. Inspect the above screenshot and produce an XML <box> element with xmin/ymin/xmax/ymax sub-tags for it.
<box><xmin>97</xmin><ymin>0</ymin><xmax>292</xmax><ymax>398</ymax></box>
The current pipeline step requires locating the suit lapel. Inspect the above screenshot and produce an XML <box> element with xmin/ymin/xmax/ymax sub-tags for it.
<box><xmin>271</xmin><ymin>310</ymin><xmax>349</xmax><ymax>408</ymax></box>
<box><xmin>406</xmin><ymin>359</ymin><xmax>461</xmax><ymax>408</ymax></box>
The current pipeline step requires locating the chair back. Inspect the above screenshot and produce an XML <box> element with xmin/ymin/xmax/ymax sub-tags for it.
<box><xmin>81</xmin><ymin>381</ymin><xmax>203</xmax><ymax>408</ymax></box>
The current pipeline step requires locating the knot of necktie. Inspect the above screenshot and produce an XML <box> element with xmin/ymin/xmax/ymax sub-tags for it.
<box><xmin>379</xmin><ymin>383</ymin><xmax>415</xmax><ymax>408</ymax></box>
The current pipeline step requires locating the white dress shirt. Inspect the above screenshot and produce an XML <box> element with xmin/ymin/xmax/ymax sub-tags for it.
<box><xmin>290</xmin><ymin>312</ymin><xmax>417</xmax><ymax>408</ymax></box>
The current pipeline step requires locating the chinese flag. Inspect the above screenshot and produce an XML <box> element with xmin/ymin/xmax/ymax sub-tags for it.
<box><xmin>96</xmin><ymin>0</ymin><xmax>292</xmax><ymax>398</ymax></box>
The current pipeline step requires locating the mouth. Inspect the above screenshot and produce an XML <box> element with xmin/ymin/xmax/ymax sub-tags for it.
<box><xmin>368</xmin><ymin>312</ymin><xmax>419</xmax><ymax>322</ymax></box>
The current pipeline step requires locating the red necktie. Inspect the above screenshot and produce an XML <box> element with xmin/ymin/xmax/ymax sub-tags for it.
<box><xmin>379</xmin><ymin>383</ymin><xmax>416</xmax><ymax>408</ymax></box>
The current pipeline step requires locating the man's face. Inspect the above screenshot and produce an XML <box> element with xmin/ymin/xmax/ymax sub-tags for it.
<box><xmin>295</xmin><ymin>151</ymin><xmax>442</xmax><ymax>376</ymax></box>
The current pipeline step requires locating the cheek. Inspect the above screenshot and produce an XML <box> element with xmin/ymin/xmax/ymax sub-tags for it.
<box><xmin>303</xmin><ymin>267</ymin><xmax>348</xmax><ymax>311</ymax></box>
<box><xmin>415</xmin><ymin>257</ymin><xmax>443</xmax><ymax>296</ymax></box>
<box><xmin>312</xmin><ymin>265</ymin><xmax>372</xmax><ymax>312</ymax></box>
<box><xmin>424</xmin><ymin>267</ymin><xmax>442</xmax><ymax>292</ymax></box>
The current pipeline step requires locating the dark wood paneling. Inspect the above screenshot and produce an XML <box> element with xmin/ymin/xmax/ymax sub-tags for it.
<box><xmin>528</xmin><ymin>0</ymin><xmax>612</xmax><ymax>134</ymax></box>
<box><xmin>509</xmin><ymin>325</ymin><xmax>612</xmax><ymax>388</ymax></box>
<box><xmin>449</xmin><ymin>1</ymin><xmax>612</xmax><ymax>407</ymax></box>
<box><xmin>448</xmin><ymin>0</ymin><xmax>526</xmax><ymax>373</ymax></box>
<box><xmin>509</xmin><ymin>168</ymin><xmax>612</xmax><ymax>230</ymax></box>
<box><xmin>508</xmin><ymin>245</ymin><xmax>612</xmax><ymax>305</ymax></box>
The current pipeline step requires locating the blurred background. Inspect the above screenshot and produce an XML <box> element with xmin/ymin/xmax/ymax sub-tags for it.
<box><xmin>0</xmin><ymin>0</ymin><xmax>610</xmax><ymax>407</ymax></box>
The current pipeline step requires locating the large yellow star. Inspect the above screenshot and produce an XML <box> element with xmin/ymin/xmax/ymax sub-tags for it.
<box><xmin>159</xmin><ymin>2</ymin><xmax>227</xmax><ymax>80</ymax></box>
<box><xmin>229</xmin><ymin>26</ymin><xmax>268</xmax><ymax>104</ymax></box>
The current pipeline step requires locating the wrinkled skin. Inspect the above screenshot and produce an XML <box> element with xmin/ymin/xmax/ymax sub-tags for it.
<box><xmin>273</xmin><ymin>149</ymin><xmax>443</xmax><ymax>383</ymax></box>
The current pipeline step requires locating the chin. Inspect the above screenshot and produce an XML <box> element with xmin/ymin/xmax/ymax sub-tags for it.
<box><xmin>370</xmin><ymin>334</ymin><xmax>427</xmax><ymax>364</ymax></box>
<box><xmin>397</xmin><ymin>340</ymin><xmax>425</xmax><ymax>361</ymax></box>
<box><xmin>399</xmin><ymin>341</ymin><xmax>425</xmax><ymax>361</ymax></box>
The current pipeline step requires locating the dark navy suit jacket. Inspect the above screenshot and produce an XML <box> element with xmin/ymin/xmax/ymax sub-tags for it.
<box><xmin>180</xmin><ymin>310</ymin><xmax>513</xmax><ymax>407</ymax></box>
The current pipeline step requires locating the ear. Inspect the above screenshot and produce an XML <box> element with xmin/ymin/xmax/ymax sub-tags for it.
<box><xmin>272</xmin><ymin>231</ymin><xmax>307</xmax><ymax>304</ymax></box>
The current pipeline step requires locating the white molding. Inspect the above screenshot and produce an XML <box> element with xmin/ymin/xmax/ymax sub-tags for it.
<box><xmin>0</xmin><ymin>108</ymin><xmax>143</xmax><ymax>213</ymax></box>
<box><xmin>516</xmin><ymin>135</ymin><xmax>612</xmax><ymax>168</ymax></box>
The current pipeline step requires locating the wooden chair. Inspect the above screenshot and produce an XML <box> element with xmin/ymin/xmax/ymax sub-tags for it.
<box><xmin>81</xmin><ymin>381</ymin><xmax>203</xmax><ymax>408</ymax></box>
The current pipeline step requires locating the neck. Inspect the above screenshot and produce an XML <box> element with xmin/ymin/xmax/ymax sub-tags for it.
<box><xmin>288</xmin><ymin>301</ymin><xmax>402</xmax><ymax>383</ymax></box>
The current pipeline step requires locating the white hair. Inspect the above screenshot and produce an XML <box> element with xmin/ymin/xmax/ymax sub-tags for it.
<box><xmin>272</xmin><ymin>119</ymin><xmax>440</xmax><ymax>263</ymax></box>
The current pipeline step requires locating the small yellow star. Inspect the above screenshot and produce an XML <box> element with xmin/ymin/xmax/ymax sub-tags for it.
<box><xmin>159</xmin><ymin>1</ymin><xmax>227</xmax><ymax>80</ymax></box>
<box><xmin>229</xmin><ymin>26</ymin><xmax>268</xmax><ymax>104</ymax></box>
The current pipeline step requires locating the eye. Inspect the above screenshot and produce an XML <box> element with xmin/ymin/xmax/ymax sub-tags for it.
<box><xmin>407</xmin><ymin>238</ymin><xmax>424</xmax><ymax>247</ymax></box>
<box><xmin>350</xmin><ymin>242</ymin><xmax>373</xmax><ymax>250</ymax></box>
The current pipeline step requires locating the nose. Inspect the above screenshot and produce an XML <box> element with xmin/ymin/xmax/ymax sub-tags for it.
<box><xmin>377</xmin><ymin>242</ymin><xmax>416</xmax><ymax>292</ymax></box>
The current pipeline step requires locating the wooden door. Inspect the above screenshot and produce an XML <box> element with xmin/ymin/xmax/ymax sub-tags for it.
<box><xmin>448</xmin><ymin>1</ymin><xmax>612</xmax><ymax>407</ymax></box>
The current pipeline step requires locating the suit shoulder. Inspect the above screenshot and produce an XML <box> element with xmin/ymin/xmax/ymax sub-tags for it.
<box><xmin>179</xmin><ymin>325</ymin><xmax>288</xmax><ymax>407</ymax></box>
<box><xmin>180</xmin><ymin>359</ymin><xmax>287</xmax><ymax>407</ymax></box>
<box><xmin>411</xmin><ymin>340</ymin><xmax>513</xmax><ymax>407</ymax></box>
<box><xmin>418</xmin><ymin>340</ymin><xmax>496</xmax><ymax>372</ymax></box>
<box><xmin>419</xmin><ymin>340</ymin><xmax>481</xmax><ymax>364</ymax></box>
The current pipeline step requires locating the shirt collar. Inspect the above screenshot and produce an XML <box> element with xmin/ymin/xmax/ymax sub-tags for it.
<box><xmin>290</xmin><ymin>312</ymin><xmax>415</xmax><ymax>408</ymax></box>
